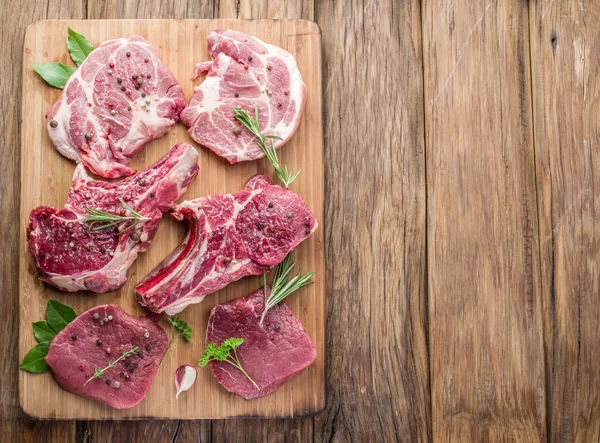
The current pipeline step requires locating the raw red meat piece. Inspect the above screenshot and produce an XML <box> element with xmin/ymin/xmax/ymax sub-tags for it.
<box><xmin>47</xmin><ymin>36</ymin><xmax>186</xmax><ymax>178</ymax></box>
<box><xmin>180</xmin><ymin>30</ymin><xmax>307</xmax><ymax>163</ymax></box>
<box><xmin>136</xmin><ymin>174</ymin><xmax>317</xmax><ymax>314</ymax></box>
<box><xmin>27</xmin><ymin>143</ymin><xmax>199</xmax><ymax>293</ymax></box>
<box><xmin>206</xmin><ymin>288</ymin><xmax>316</xmax><ymax>399</ymax></box>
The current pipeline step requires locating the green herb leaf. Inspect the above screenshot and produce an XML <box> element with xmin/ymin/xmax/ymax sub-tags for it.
<box><xmin>169</xmin><ymin>316</ymin><xmax>193</xmax><ymax>342</ymax></box>
<box><xmin>260</xmin><ymin>254</ymin><xmax>314</xmax><ymax>326</ymax></box>
<box><xmin>20</xmin><ymin>342</ymin><xmax>50</xmax><ymax>373</ymax></box>
<box><xmin>84</xmin><ymin>346</ymin><xmax>139</xmax><ymax>386</ymax></box>
<box><xmin>31</xmin><ymin>62</ymin><xmax>76</xmax><ymax>89</ymax></box>
<box><xmin>233</xmin><ymin>106</ymin><xmax>300</xmax><ymax>188</ymax></box>
<box><xmin>32</xmin><ymin>321</ymin><xmax>56</xmax><ymax>343</ymax></box>
<box><xmin>67</xmin><ymin>27</ymin><xmax>94</xmax><ymax>66</ymax></box>
<box><xmin>85</xmin><ymin>198</ymin><xmax>150</xmax><ymax>234</ymax></box>
<box><xmin>45</xmin><ymin>300</ymin><xmax>77</xmax><ymax>334</ymax></box>
<box><xmin>198</xmin><ymin>338</ymin><xmax>258</xmax><ymax>389</ymax></box>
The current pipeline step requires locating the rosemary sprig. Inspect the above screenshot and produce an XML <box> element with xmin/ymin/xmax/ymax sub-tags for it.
<box><xmin>260</xmin><ymin>254</ymin><xmax>314</xmax><ymax>326</ymax></box>
<box><xmin>85</xmin><ymin>198</ymin><xmax>150</xmax><ymax>233</ymax></box>
<box><xmin>199</xmin><ymin>338</ymin><xmax>259</xmax><ymax>390</ymax></box>
<box><xmin>83</xmin><ymin>346</ymin><xmax>140</xmax><ymax>386</ymax></box>
<box><xmin>160</xmin><ymin>316</ymin><xmax>193</xmax><ymax>365</ymax></box>
<box><xmin>233</xmin><ymin>106</ymin><xmax>301</xmax><ymax>188</ymax></box>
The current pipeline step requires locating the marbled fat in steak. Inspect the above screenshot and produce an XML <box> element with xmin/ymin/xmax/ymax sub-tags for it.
<box><xmin>206</xmin><ymin>288</ymin><xmax>316</xmax><ymax>399</ymax></box>
<box><xmin>180</xmin><ymin>30</ymin><xmax>307</xmax><ymax>163</ymax></box>
<box><xmin>135</xmin><ymin>174</ymin><xmax>317</xmax><ymax>314</ymax></box>
<box><xmin>45</xmin><ymin>304</ymin><xmax>168</xmax><ymax>409</ymax></box>
<box><xmin>46</xmin><ymin>36</ymin><xmax>186</xmax><ymax>178</ymax></box>
<box><xmin>27</xmin><ymin>143</ymin><xmax>199</xmax><ymax>293</ymax></box>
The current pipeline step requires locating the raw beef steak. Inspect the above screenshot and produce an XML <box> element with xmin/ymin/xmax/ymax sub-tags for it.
<box><xmin>45</xmin><ymin>304</ymin><xmax>168</xmax><ymax>409</ymax></box>
<box><xmin>27</xmin><ymin>143</ymin><xmax>199</xmax><ymax>293</ymax></box>
<box><xmin>136</xmin><ymin>174</ymin><xmax>317</xmax><ymax>314</ymax></box>
<box><xmin>206</xmin><ymin>288</ymin><xmax>316</xmax><ymax>399</ymax></box>
<box><xmin>46</xmin><ymin>36</ymin><xmax>186</xmax><ymax>178</ymax></box>
<box><xmin>180</xmin><ymin>30</ymin><xmax>307</xmax><ymax>163</ymax></box>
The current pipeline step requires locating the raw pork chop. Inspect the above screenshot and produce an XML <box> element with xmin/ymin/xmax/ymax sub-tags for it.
<box><xmin>180</xmin><ymin>30</ymin><xmax>307</xmax><ymax>163</ymax></box>
<box><xmin>206</xmin><ymin>287</ymin><xmax>316</xmax><ymax>399</ymax></box>
<box><xmin>27</xmin><ymin>143</ymin><xmax>199</xmax><ymax>293</ymax></box>
<box><xmin>46</xmin><ymin>36</ymin><xmax>186</xmax><ymax>178</ymax></box>
<box><xmin>136</xmin><ymin>174</ymin><xmax>317</xmax><ymax>314</ymax></box>
<box><xmin>45</xmin><ymin>304</ymin><xmax>168</xmax><ymax>409</ymax></box>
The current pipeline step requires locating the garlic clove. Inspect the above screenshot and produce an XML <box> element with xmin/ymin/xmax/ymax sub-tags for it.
<box><xmin>175</xmin><ymin>365</ymin><xmax>197</xmax><ymax>400</ymax></box>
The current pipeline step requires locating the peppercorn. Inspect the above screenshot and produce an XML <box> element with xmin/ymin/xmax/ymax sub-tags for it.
<box><xmin>120</xmin><ymin>372</ymin><xmax>124</xmax><ymax>377</ymax></box>
<box><xmin>100</xmin><ymin>247</ymin><xmax>106</xmax><ymax>253</ymax></box>
<box><xmin>126</xmin><ymin>52</ymin><xmax>131</xmax><ymax>57</ymax></box>
<box><xmin>96</xmin><ymin>339</ymin><xmax>103</xmax><ymax>345</ymax></box>
<box><xmin>305</xmin><ymin>229</ymin><xmax>311</xmax><ymax>235</ymax></box>
<box><xmin>71</xmin><ymin>334</ymin><xmax>77</xmax><ymax>340</ymax></box>
<box><xmin>224</xmin><ymin>257</ymin><xmax>232</xmax><ymax>265</ymax></box>
<box><xmin>132</xmin><ymin>74</ymin><xmax>138</xmax><ymax>80</ymax></box>
<box><xmin>138</xmin><ymin>352</ymin><xmax>144</xmax><ymax>358</ymax></box>
<box><xmin>150</xmin><ymin>192</ymin><xmax>155</xmax><ymax>197</ymax></box>
<box><xmin>145</xmin><ymin>344</ymin><xmax>151</xmax><ymax>351</ymax></box>
<box><xmin>274</xmin><ymin>325</ymin><xmax>280</xmax><ymax>332</ymax></box>
<box><xmin>258</xmin><ymin>223</ymin><xmax>264</xmax><ymax>229</ymax></box>
<box><xmin>147</xmin><ymin>74</ymin><xmax>151</xmax><ymax>79</ymax></box>
<box><xmin>304</xmin><ymin>221</ymin><xmax>310</xmax><ymax>227</ymax></box>
<box><xmin>277</xmin><ymin>103</ymin><xmax>282</xmax><ymax>108</ymax></box>
<box><xmin>93</xmin><ymin>313</ymin><xmax>100</xmax><ymax>320</ymax></box>
<box><xmin>287</xmin><ymin>212</ymin><xmax>293</xmax><ymax>219</ymax></box>
<box><xmin>267</xmin><ymin>65</ymin><xmax>272</xmax><ymax>71</ymax></box>
<box><xmin>121</xmin><ymin>86</ymin><xmax>126</xmax><ymax>91</ymax></box>
<box><xmin>234</xmin><ymin>92</ymin><xmax>239</xmax><ymax>97</ymax></box>
<box><xmin>141</xmin><ymin>93</ymin><xmax>146</xmax><ymax>97</ymax></box>
<box><xmin>135</xmin><ymin>85</ymin><xmax>140</xmax><ymax>90</ymax></box>
<box><xmin>84</xmin><ymin>132</ymin><xmax>92</xmax><ymax>140</ymax></box>
<box><xmin>127</xmin><ymin>106</ymin><xmax>132</xmax><ymax>111</ymax></box>
<box><xmin>268</xmin><ymin>202</ymin><xmax>273</xmax><ymax>208</ymax></box>
<box><xmin>125</xmin><ymin>361</ymin><xmax>130</xmax><ymax>367</ymax></box>
<box><xmin>129</xmin><ymin>368</ymin><xmax>134</xmax><ymax>373</ymax></box>
<box><xmin>49</xmin><ymin>120</ymin><xmax>58</xmax><ymax>128</ymax></box>
<box><xmin>248</xmin><ymin>56</ymin><xmax>253</xmax><ymax>61</ymax></box>
<box><xmin>117</xmin><ymin>78</ymin><xmax>122</xmax><ymax>83</ymax></box>
<box><xmin>144</xmin><ymin>58</ymin><xmax>149</xmax><ymax>63</ymax></box>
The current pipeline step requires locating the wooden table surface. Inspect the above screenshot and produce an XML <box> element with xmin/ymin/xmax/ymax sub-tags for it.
<box><xmin>1</xmin><ymin>0</ymin><xmax>598</xmax><ymax>441</ymax></box>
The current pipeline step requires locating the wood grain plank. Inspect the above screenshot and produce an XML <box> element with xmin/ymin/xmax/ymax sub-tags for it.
<box><xmin>423</xmin><ymin>0</ymin><xmax>546</xmax><ymax>440</ymax></box>
<box><xmin>312</xmin><ymin>0</ymin><xmax>430</xmax><ymax>441</ymax></box>
<box><xmin>211</xmin><ymin>2</ymin><xmax>316</xmax><ymax>441</ymax></box>
<box><xmin>530</xmin><ymin>0</ymin><xmax>600</xmax><ymax>441</ymax></box>
<box><xmin>20</xmin><ymin>18</ymin><xmax>324</xmax><ymax>421</ymax></box>
<box><xmin>87</xmin><ymin>0</ymin><xmax>215</xmax><ymax>19</ymax></box>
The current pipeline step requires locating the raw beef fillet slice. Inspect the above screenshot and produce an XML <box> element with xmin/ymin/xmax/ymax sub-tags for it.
<box><xmin>27</xmin><ymin>143</ymin><xmax>199</xmax><ymax>293</ymax></box>
<box><xmin>180</xmin><ymin>30</ymin><xmax>307</xmax><ymax>163</ymax></box>
<box><xmin>45</xmin><ymin>304</ymin><xmax>168</xmax><ymax>409</ymax></box>
<box><xmin>46</xmin><ymin>35</ymin><xmax>186</xmax><ymax>178</ymax></box>
<box><xmin>206</xmin><ymin>288</ymin><xmax>316</xmax><ymax>399</ymax></box>
<box><xmin>136</xmin><ymin>174</ymin><xmax>317</xmax><ymax>314</ymax></box>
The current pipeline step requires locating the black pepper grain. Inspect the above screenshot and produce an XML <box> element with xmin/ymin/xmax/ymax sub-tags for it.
<box><xmin>248</xmin><ymin>56</ymin><xmax>253</xmax><ymax>61</ymax></box>
<box><xmin>141</xmin><ymin>93</ymin><xmax>146</xmax><ymax>97</ymax></box>
<box><xmin>100</xmin><ymin>247</ymin><xmax>106</xmax><ymax>253</ymax></box>
<box><xmin>135</xmin><ymin>84</ymin><xmax>140</xmax><ymax>90</ymax></box>
<box><xmin>287</xmin><ymin>212</ymin><xmax>293</xmax><ymax>219</ymax></box>
<box><xmin>274</xmin><ymin>325</ymin><xmax>280</xmax><ymax>332</ymax></box>
<box><xmin>121</xmin><ymin>86</ymin><xmax>126</xmax><ymax>91</ymax></box>
<box><xmin>96</xmin><ymin>339</ymin><xmax>103</xmax><ymax>345</ymax></box>
<box><xmin>84</xmin><ymin>132</ymin><xmax>92</xmax><ymax>140</ymax></box>
<box><xmin>49</xmin><ymin>120</ymin><xmax>58</xmax><ymax>128</ymax></box>
<box><xmin>105</xmin><ymin>379</ymin><xmax>111</xmax><ymax>385</ymax></box>
<box><xmin>234</xmin><ymin>92</ymin><xmax>239</xmax><ymax>97</ymax></box>
<box><xmin>127</xmin><ymin>106</ymin><xmax>131</xmax><ymax>111</ymax></box>
<box><xmin>126</xmin><ymin>52</ymin><xmax>131</xmax><ymax>57</ymax></box>
<box><xmin>258</xmin><ymin>223</ymin><xmax>264</xmax><ymax>229</ymax></box>
<box><xmin>268</xmin><ymin>202</ymin><xmax>273</xmax><ymax>208</ymax></box>
<box><xmin>125</xmin><ymin>361</ymin><xmax>130</xmax><ymax>367</ymax></box>
<box><xmin>117</xmin><ymin>78</ymin><xmax>122</xmax><ymax>83</ymax></box>
<box><xmin>132</xmin><ymin>74</ymin><xmax>138</xmax><ymax>80</ymax></box>
<box><xmin>138</xmin><ymin>352</ymin><xmax>144</xmax><ymax>358</ymax></box>
<box><xmin>147</xmin><ymin>74</ymin><xmax>151</xmax><ymax>79</ymax></box>
<box><xmin>304</xmin><ymin>221</ymin><xmax>310</xmax><ymax>227</ymax></box>
<box><xmin>145</xmin><ymin>344</ymin><xmax>151</xmax><ymax>351</ymax></box>
<box><xmin>150</xmin><ymin>192</ymin><xmax>155</xmax><ymax>197</ymax></box>
<box><xmin>304</xmin><ymin>229</ymin><xmax>311</xmax><ymax>235</ymax></box>
<box><xmin>277</xmin><ymin>103</ymin><xmax>282</xmax><ymax>108</ymax></box>
<box><xmin>224</xmin><ymin>257</ymin><xmax>232</xmax><ymax>265</ymax></box>
<box><xmin>129</xmin><ymin>368</ymin><xmax>134</xmax><ymax>373</ymax></box>
<box><xmin>71</xmin><ymin>334</ymin><xmax>77</xmax><ymax>340</ymax></box>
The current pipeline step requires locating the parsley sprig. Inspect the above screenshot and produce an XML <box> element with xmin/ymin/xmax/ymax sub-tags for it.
<box><xmin>233</xmin><ymin>106</ymin><xmax>301</xmax><ymax>188</ymax></box>
<box><xmin>199</xmin><ymin>338</ymin><xmax>259</xmax><ymax>390</ymax></box>
<box><xmin>83</xmin><ymin>346</ymin><xmax>140</xmax><ymax>386</ymax></box>
<box><xmin>85</xmin><ymin>198</ymin><xmax>150</xmax><ymax>233</ymax></box>
<box><xmin>260</xmin><ymin>254</ymin><xmax>314</xmax><ymax>326</ymax></box>
<box><xmin>160</xmin><ymin>316</ymin><xmax>193</xmax><ymax>365</ymax></box>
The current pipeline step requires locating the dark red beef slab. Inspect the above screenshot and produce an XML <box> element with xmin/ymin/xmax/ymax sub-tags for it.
<box><xmin>45</xmin><ymin>304</ymin><xmax>168</xmax><ymax>409</ymax></box>
<box><xmin>206</xmin><ymin>288</ymin><xmax>316</xmax><ymax>399</ymax></box>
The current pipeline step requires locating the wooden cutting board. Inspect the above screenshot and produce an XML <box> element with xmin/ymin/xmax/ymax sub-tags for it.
<box><xmin>19</xmin><ymin>19</ymin><xmax>324</xmax><ymax>420</ymax></box>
